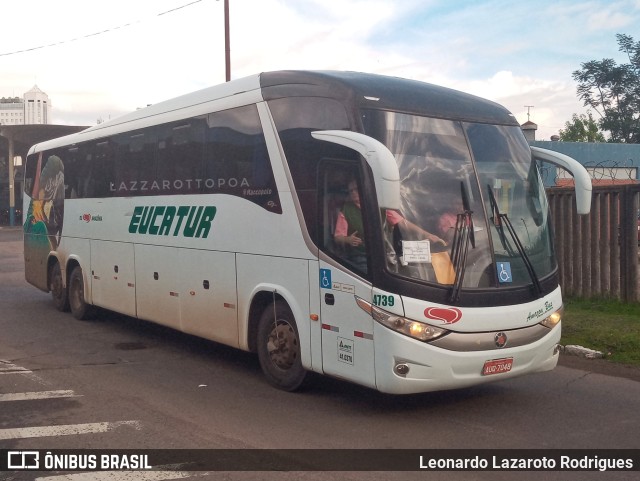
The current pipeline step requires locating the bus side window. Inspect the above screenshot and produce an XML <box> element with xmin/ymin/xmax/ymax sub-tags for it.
<box><xmin>24</xmin><ymin>153</ymin><xmax>38</xmax><ymax>198</ymax></box>
<box><xmin>64</xmin><ymin>146</ymin><xmax>80</xmax><ymax>199</ymax></box>
<box><xmin>157</xmin><ymin>120</ymin><xmax>205</xmax><ymax>194</ymax></box>
<box><xmin>77</xmin><ymin>150</ymin><xmax>93</xmax><ymax>198</ymax></box>
<box><xmin>325</xmin><ymin>188</ymin><xmax>347</xmax><ymax>251</ymax></box>
<box><xmin>91</xmin><ymin>140</ymin><xmax>116</xmax><ymax>198</ymax></box>
<box><xmin>268</xmin><ymin>97</ymin><xmax>355</xmax><ymax>244</ymax></box>
<box><xmin>113</xmin><ymin>129</ymin><xmax>158</xmax><ymax>197</ymax></box>
<box><xmin>204</xmin><ymin>105</ymin><xmax>281</xmax><ymax>213</ymax></box>
<box><xmin>318</xmin><ymin>162</ymin><xmax>369</xmax><ymax>275</ymax></box>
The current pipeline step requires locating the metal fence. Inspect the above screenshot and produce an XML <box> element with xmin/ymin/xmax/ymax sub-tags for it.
<box><xmin>547</xmin><ymin>184</ymin><xmax>640</xmax><ymax>303</ymax></box>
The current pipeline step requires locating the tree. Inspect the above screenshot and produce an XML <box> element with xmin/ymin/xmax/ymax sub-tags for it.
<box><xmin>559</xmin><ymin>112</ymin><xmax>606</xmax><ymax>142</ymax></box>
<box><xmin>572</xmin><ymin>34</ymin><xmax>640</xmax><ymax>143</ymax></box>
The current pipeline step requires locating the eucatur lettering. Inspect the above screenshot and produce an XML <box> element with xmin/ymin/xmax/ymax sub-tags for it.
<box><xmin>128</xmin><ymin>205</ymin><xmax>217</xmax><ymax>238</ymax></box>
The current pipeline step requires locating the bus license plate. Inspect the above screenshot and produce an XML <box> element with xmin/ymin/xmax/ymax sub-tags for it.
<box><xmin>482</xmin><ymin>358</ymin><xmax>513</xmax><ymax>376</ymax></box>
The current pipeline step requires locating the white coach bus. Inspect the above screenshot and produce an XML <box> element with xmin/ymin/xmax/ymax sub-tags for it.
<box><xmin>23</xmin><ymin>71</ymin><xmax>591</xmax><ymax>394</ymax></box>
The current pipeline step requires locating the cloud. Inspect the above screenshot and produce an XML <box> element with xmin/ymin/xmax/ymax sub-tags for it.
<box><xmin>1</xmin><ymin>0</ymin><xmax>637</xmax><ymax>140</ymax></box>
<box><xmin>229</xmin><ymin>0</ymin><xmax>403</xmax><ymax>75</ymax></box>
<box><xmin>586</xmin><ymin>4</ymin><xmax>635</xmax><ymax>31</ymax></box>
<box><xmin>458</xmin><ymin>71</ymin><xmax>587</xmax><ymax>140</ymax></box>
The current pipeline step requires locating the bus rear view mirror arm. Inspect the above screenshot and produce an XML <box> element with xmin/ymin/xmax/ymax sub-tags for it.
<box><xmin>311</xmin><ymin>130</ymin><xmax>401</xmax><ymax>211</ymax></box>
<box><xmin>531</xmin><ymin>146</ymin><xmax>592</xmax><ymax>215</ymax></box>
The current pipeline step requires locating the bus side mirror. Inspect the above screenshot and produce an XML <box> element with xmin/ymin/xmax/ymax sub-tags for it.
<box><xmin>531</xmin><ymin>146</ymin><xmax>592</xmax><ymax>215</ymax></box>
<box><xmin>311</xmin><ymin>130</ymin><xmax>401</xmax><ymax>210</ymax></box>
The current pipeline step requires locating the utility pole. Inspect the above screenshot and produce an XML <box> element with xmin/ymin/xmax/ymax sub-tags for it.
<box><xmin>224</xmin><ymin>0</ymin><xmax>230</xmax><ymax>82</ymax></box>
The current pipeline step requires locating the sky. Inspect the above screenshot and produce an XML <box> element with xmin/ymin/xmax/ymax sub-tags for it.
<box><xmin>2</xmin><ymin>0</ymin><xmax>639</xmax><ymax>141</ymax></box>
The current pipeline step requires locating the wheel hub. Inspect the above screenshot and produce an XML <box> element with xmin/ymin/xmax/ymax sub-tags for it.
<box><xmin>267</xmin><ymin>320</ymin><xmax>298</xmax><ymax>369</ymax></box>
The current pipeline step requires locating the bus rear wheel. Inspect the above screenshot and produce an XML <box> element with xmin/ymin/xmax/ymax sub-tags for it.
<box><xmin>50</xmin><ymin>262</ymin><xmax>70</xmax><ymax>312</ymax></box>
<box><xmin>257</xmin><ymin>300</ymin><xmax>307</xmax><ymax>392</ymax></box>
<box><xmin>68</xmin><ymin>265</ymin><xmax>95</xmax><ymax>321</ymax></box>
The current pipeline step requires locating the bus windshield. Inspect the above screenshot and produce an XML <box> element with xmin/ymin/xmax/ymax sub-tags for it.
<box><xmin>361</xmin><ymin>110</ymin><xmax>555</xmax><ymax>290</ymax></box>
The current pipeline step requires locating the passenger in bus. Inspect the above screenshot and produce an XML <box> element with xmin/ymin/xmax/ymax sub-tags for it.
<box><xmin>436</xmin><ymin>195</ymin><xmax>465</xmax><ymax>245</ymax></box>
<box><xmin>334</xmin><ymin>180</ymin><xmax>445</xmax><ymax>272</ymax></box>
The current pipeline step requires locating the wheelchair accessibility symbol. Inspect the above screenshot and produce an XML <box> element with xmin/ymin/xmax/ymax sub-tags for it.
<box><xmin>497</xmin><ymin>262</ymin><xmax>512</xmax><ymax>283</ymax></box>
<box><xmin>320</xmin><ymin>269</ymin><xmax>332</xmax><ymax>289</ymax></box>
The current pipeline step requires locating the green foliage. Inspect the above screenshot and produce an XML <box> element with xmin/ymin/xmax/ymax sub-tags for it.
<box><xmin>562</xmin><ymin>298</ymin><xmax>640</xmax><ymax>364</ymax></box>
<box><xmin>559</xmin><ymin>112</ymin><xmax>606</xmax><ymax>142</ymax></box>
<box><xmin>572</xmin><ymin>34</ymin><xmax>640</xmax><ymax>143</ymax></box>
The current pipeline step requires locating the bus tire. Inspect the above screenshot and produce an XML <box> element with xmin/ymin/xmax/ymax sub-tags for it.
<box><xmin>257</xmin><ymin>300</ymin><xmax>307</xmax><ymax>392</ymax></box>
<box><xmin>50</xmin><ymin>262</ymin><xmax>70</xmax><ymax>312</ymax></box>
<box><xmin>68</xmin><ymin>265</ymin><xmax>96</xmax><ymax>321</ymax></box>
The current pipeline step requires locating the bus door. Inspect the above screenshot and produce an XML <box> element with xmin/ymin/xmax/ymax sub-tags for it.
<box><xmin>318</xmin><ymin>261</ymin><xmax>376</xmax><ymax>388</ymax></box>
<box><xmin>317</xmin><ymin>162</ymin><xmax>376</xmax><ymax>389</ymax></box>
<box><xmin>310</xmin><ymin>131</ymin><xmax>400</xmax><ymax>389</ymax></box>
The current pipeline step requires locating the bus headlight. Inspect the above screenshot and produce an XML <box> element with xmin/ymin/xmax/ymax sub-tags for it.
<box><xmin>372</xmin><ymin>306</ymin><xmax>447</xmax><ymax>342</ymax></box>
<box><xmin>540</xmin><ymin>306</ymin><xmax>563</xmax><ymax>329</ymax></box>
<box><xmin>354</xmin><ymin>296</ymin><xmax>448</xmax><ymax>342</ymax></box>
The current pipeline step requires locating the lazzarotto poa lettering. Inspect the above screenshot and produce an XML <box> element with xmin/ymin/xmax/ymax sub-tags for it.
<box><xmin>111</xmin><ymin>177</ymin><xmax>249</xmax><ymax>193</ymax></box>
<box><xmin>128</xmin><ymin>206</ymin><xmax>217</xmax><ymax>238</ymax></box>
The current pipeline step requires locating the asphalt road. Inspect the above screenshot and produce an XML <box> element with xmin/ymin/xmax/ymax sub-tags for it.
<box><xmin>1</xmin><ymin>226</ymin><xmax>639</xmax><ymax>481</ymax></box>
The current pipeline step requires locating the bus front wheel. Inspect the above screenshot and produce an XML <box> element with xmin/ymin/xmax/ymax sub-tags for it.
<box><xmin>257</xmin><ymin>301</ymin><xmax>307</xmax><ymax>392</ymax></box>
<box><xmin>50</xmin><ymin>262</ymin><xmax>70</xmax><ymax>312</ymax></box>
<box><xmin>68</xmin><ymin>266</ymin><xmax>95</xmax><ymax>321</ymax></box>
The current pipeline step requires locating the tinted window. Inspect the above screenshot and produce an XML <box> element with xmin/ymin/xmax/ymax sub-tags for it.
<box><xmin>23</xmin><ymin>153</ymin><xmax>39</xmax><ymax>198</ymax></box>
<box><xmin>204</xmin><ymin>105</ymin><xmax>280</xmax><ymax>213</ymax></box>
<box><xmin>90</xmin><ymin>139</ymin><xmax>115</xmax><ymax>197</ymax></box>
<box><xmin>157</xmin><ymin>120</ymin><xmax>205</xmax><ymax>195</ymax></box>
<box><xmin>269</xmin><ymin>97</ymin><xmax>356</xmax><ymax>242</ymax></box>
<box><xmin>27</xmin><ymin>105</ymin><xmax>281</xmax><ymax>212</ymax></box>
<box><xmin>111</xmin><ymin>129</ymin><xmax>158</xmax><ymax>196</ymax></box>
<box><xmin>61</xmin><ymin>144</ymin><xmax>91</xmax><ymax>199</ymax></box>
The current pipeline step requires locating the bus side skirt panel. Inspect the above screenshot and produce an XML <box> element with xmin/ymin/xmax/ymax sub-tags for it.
<box><xmin>236</xmin><ymin>253</ymin><xmax>313</xmax><ymax>371</ymax></box>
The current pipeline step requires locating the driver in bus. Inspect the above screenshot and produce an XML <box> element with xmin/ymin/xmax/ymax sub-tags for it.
<box><xmin>334</xmin><ymin>180</ymin><xmax>445</xmax><ymax>272</ymax></box>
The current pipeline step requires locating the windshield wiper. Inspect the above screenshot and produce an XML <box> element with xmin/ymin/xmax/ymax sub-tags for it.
<box><xmin>487</xmin><ymin>185</ymin><xmax>542</xmax><ymax>295</ymax></box>
<box><xmin>448</xmin><ymin>182</ymin><xmax>475</xmax><ymax>303</ymax></box>
<box><xmin>448</xmin><ymin>210</ymin><xmax>473</xmax><ymax>303</ymax></box>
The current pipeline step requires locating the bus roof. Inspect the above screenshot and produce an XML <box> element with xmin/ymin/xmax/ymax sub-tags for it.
<box><xmin>260</xmin><ymin>70</ymin><xmax>519</xmax><ymax>126</ymax></box>
<box><xmin>27</xmin><ymin>73</ymin><xmax>263</xmax><ymax>154</ymax></box>
<box><xmin>28</xmin><ymin>70</ymin><xmax>518</xmax><ymax>154</ymax></box>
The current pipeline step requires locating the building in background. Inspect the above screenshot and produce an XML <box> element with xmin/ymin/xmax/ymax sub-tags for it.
<box><xmin>0</xmin><ymin>97</ymin><xmax>25</xmax><ymax>125</ymax></box>
<box><xmin>1</xmin><ymin>85</ymin><xmax>65</xmax><ymax>225</ymax></box>
<box><xmin>521</xmin><ymin>120</ymin><xmax>538</xmax><ymax>142</ymax></box>
<box><xmin>0</xmin><ymin>85</ymin><xmax>51</xmax><ymax>126</ymax></box>
<box><xmin>23</xmin><ymin>85</ymin><xmax>51</xmax><ymax>124</ymax></box>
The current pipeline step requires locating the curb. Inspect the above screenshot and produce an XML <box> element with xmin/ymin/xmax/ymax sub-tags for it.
<box><xmin>559</xmin><ymin>344</ymin><xmax>605</xmax><ymax>359</ymax></box>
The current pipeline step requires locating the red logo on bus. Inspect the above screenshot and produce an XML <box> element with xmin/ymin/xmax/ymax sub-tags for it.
<box><xmin>82</xmin><ymin>213</ymin><xmax>91</xmax><ymax>223</ymax></box>
<box><xmin>494</xmin><ymin>332</ymin><xmax>508</xmax><ymax>348</ymax></box>
<box><xmin>424</xmin><ymin>307</ymin><xmax>462</xmax><ymax>324</ymax></box>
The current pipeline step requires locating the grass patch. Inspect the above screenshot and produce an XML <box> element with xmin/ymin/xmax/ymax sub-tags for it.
<box><xmin>562</xmin><ymin>298</ymin><xmax>640</xmax><ymax>365</ymax></box>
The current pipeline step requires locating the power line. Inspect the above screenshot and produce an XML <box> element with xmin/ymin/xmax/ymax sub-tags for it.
<box><xmin>0</xmin><ymin>0</ymin><xmax>204</xmax><ymax>57</ymax></box>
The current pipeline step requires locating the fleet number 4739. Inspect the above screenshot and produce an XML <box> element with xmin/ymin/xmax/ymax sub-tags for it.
<box><xmin>373</xmin><ymin>294</ymin><xmax>395</xmax><ymax>307</ymax></box>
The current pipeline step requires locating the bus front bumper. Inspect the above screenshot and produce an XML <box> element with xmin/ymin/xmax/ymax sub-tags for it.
<box><xmin>373</xmin><ymin>321</ymin><xmax>561</xmax><ymax>395</ymax></box>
